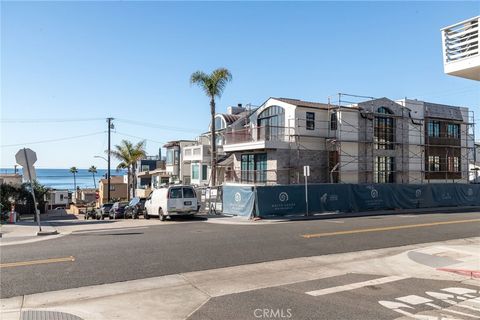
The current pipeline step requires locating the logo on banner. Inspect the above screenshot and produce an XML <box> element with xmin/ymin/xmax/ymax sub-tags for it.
<box><xmin>234</xmin><ymin>192</ymin><xmax>242</xmax><ymax>202</ymax></box>
<box><xmin>321</xmin><ymin>193</ymin><xmax>328</xmax><ymax>204</ymax></box>
<box><xmin>468</xmin><ymin>188</ymin><xmax>474</xmax><ymax>196</ymax></box>
<box><xmin>371</xmin><ymin>188</ymin><xmax>378</xmax><ymax>199</ymax></box>
<box><xmin>415</xmin><ymin>189</ymin><xmax>422</xmax><ymax>198</ymax></box>
<box><xmin>279</xmin><ymin>192</ymin><xmax>289</xmax><ymax>202</ymax></box>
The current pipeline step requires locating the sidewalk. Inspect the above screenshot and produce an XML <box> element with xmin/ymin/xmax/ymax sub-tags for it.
<box><xmin>1</xmin><ymin>237</ymin><xmax>479</xmax><ymax>320</ymax></box>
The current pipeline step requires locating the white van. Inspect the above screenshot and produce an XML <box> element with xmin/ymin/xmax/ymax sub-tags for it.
<box><xmin>144</xmin><ymin>185</ymin><xmax>199</xmax><ymax>221</ymax></box>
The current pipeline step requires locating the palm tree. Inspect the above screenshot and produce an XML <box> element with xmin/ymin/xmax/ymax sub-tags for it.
<box><xmin>88</xmin><ymin>165</ymin><xmax>97</xmax><ymax>189</ymax></box>
<box><xmin>69</xmin><ymin>167</ymin><xmax>78</xmax><ymax>191</ymax></box>
<box><xmin>190</xmin><ymin>68</ymin><xmax>232</xmax><ymax>186</ymax></box>
<box><xmin>110</xmin><ymin>139</ymin><xmax>146</xmax><ymax>201</ymax></box>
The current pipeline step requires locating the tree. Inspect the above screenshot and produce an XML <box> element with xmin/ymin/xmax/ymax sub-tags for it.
<box><xmin>190</xmin><ymin>67</ymin><xmax>232</xmax><ymax>186</ymax></box>
<box><xmin>69</xmin><ymin>167</ymin><xmax>78</xmax><ymax>191</ymax></box>
<box><xmin>110</xmin><ymin>139</ymin><xmax>146</xmax><ymax>201</ymax></box>
<box><xmin>88</xmin><ymin>165</ymin><xmax>98</xmax><ymax>189</ymax></box>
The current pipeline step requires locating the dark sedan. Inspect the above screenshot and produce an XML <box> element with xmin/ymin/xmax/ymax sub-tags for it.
<box><xmin>108</xmin><ymin>201</ymin><xmax>129</xmax><ymax>219</ymax></box>
<box><xmin>125</xmin><ymin>197</ymin><xmax>146</xmax><ymax>219</ymax></box>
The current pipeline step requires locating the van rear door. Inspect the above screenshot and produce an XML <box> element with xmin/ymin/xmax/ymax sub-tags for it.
<box><xmin>182</xmin><ymin>187</ymin><xmax>197</xmax><ymax>212</ymax></box>
<box><xmin>167</xmin><ymin>187</ymin><xmax>183</xmax><ymax>212</ymax></box>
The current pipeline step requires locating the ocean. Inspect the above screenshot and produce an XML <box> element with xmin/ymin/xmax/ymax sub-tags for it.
<box><xmin>0</xmin><ymin>168</ymin><xmax>126</xmax><ymax>190</ymax></box>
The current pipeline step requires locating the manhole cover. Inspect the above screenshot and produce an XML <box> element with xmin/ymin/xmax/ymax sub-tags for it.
<box><xmin>21</xmin><ymin>310</ymin><xmax>83</xmax><ymax>320</ymax></box>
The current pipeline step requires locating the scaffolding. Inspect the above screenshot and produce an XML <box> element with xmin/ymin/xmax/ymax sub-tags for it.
<box><xmin>290</xmin><ymin>93</ymin><xmax>476</xmax><ymax>184</ymax></box>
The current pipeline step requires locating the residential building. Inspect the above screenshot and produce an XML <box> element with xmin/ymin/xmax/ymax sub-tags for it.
<box><xmin>164</xmin><ymin>140</ymin><xmax>196</xmax><ymax>184</ymax></box>
<box><xmin>0</xmin><ymin>173</ymin><xmax>23</xmax><ymax>187</ymax></box>
<box><xmin>441</xmin><ymin>16</ymin><xmax>480</xmax><ymax>81</ymax></box>
<box><xmin>98</xmin><ymin>176</ymin><xmax>128</xmax><ymax>206</ymax></box>
<box><xmin>133</xmin><ymin>154</ymin><xmax>165</xmax><ymax>197</ymax></box>
<box><xmin>183</xmin><ymin>104</ymin><xmax>252</xmax><ymax>186</ymax></box>
<box><xmin>47</xmin><ymin>189</ymin><xmax>69</xmax><ymax>209</ymax></box>
<box><xmin>72</xmin><ymin>188</ymin><xmax>97</xmax><ymax>204</ymax></box>
<box><xmin>221</xmin><ymin>96</ymin><xmax>474</xmax><ymax>185</ymax></box>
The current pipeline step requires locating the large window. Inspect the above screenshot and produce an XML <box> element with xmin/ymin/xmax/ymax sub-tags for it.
<box><xmin>330</xmin><ymin>112</ymin><xmax>338</xmax><ymax>131</ymax></box>
<box><xmin>306</xmin><ymin>112</ymin><xmax>315</xmax><ymax>130</ymax></box>
<box><xmin>241</xmin><ymin>153</ymin><xmax>267</xmax><ymax>183</ymax></box>
<box><xmin>166</xmin><ymin>149</ymin><xmax>174</xmax><ymax>165</ymax></box>
<box><xmin>374</xmin><ymin>156</ymin><xmax>395</xmax><ymax>183</ymax></box>
<box><xmin>191</xmin><ymin>164</ymin><xmax>199</xmax><ymax>180</ymax></box>
<box><xmin>374</xmin><ymin>107</ymin><xmax>395</xmax><ymax>150</ymax></box>
<box><xmin>447</xmin><ymin>156</ymin><xmax>460</xmax><ymax>172</ymax></box>
<box><xmin>202</xmin><ymin>165</ymin><xmax>208</xmax><ymax>180</ymax></box>
<box><xmin>214</xmin><ymin>116</ymin><xmax>226</xmax><ymax>131</ymax></box>
<box><xmin>428</xmin><ymin>155</ymin><xmax>440</xmax><ymax>172</ymax></box>
<box><xmin>428</xmin><ymin>121</ymin><xmax>440</xmax><ymax>137</ymax></box>
<box><xmin>447</xmin><ymin>123</ymin><xmax>460</xmax><ymax>138</ymax></box>
<box><xmin>257</xmin><ymin>106</ymin><xmax>285</xmax><ymax>140</ymax></box>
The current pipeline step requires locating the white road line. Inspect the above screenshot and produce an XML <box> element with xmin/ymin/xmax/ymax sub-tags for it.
<box><xmin>305</xmin><ymin>276</ymin><xmax>407</xmax><ymax>297</ymax></box>
<box><xmin>396</xmin><ymin>295</ymin><xmax>432</xmax><ymax>305</ymax></box>
<box><xmin>73</xmin><ymin>227</ymin><xmax>149</xmax><ymax>234</ymax></box>
<box><xmin>442</xmin><ymin>287</ymin><xmax>477</xmax><ymax>295</ymax></box>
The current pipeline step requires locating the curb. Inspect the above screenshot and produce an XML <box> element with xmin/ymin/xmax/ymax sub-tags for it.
<box><xmin>37</xmin><ymin>230</ymin><xmax>59</xmax><ymax>236</ymax></box>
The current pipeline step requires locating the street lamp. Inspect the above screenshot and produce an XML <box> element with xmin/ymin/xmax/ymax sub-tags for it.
<box><xmin>94</xmin><ymin>155</ymin><xmax>108</xmax><ymax>162</ymax></box>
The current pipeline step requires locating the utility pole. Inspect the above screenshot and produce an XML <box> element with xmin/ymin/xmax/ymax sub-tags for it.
<box><xmin>107</xmin><ymin>118</ymin><xmax>114</xmax><ymax>202</ymax></box>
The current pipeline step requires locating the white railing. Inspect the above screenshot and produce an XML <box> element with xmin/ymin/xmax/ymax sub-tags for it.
<box><xmin>442</xmin><ymin>16</ymin><xmax>479</xmax><ymax>63</ymax></box>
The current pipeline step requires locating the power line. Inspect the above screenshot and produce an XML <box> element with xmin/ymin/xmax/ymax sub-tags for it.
<box><xmin>115</xmin><ymin>131</ymin><xmax>166</xmax><ymax>145</ymax></box>
<box><xmin>1</xmin><ymin>118</ymin><xmax>105</xmax><ymax>123</ymax></box>
<box><xmin>115</xmin><ymin>118</ymin><xmax>202</xmax><ymax>133</ymax></box>
<box><xmin>0</xmin><ymin>131</ymin><xmax>105</xmax><ymax>148</ymax></box>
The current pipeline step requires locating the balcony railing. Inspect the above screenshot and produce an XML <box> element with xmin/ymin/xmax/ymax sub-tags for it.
<box><xmin>224</xmin><ymin>126</ymin><xmax>292</xmax><ymax>145</ymax></box>
<box><xmin>443</xmin><ymin>16</ymin><xmax>479</xmax><ymax>63</ymax></box>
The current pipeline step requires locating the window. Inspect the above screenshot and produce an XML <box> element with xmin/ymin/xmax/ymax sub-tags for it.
<box><xmin>214</xmin><ymin>116</ymin><xmax>226</xmax><ymax>131</ymax></box>
<box><xmin>428</xmin><ymin>155</ymin><xmax>440</xmax><ymax>172</ymax></box>
<box><xmin>330</xmin><ymin>112</ymin><xmax>338</xmax><ymax>131</ymax></box>
<box><xmin>306</xmin><ymin>112</ymin><xmax>315</xmax><ymax>130</ymax></box>
<box><xmin>60</xmin><ymin>194</ymin><xmax>64</xmax><ymax>201</ymax></box>
<box><xmin>447</xmin><ymin>123</ymin><xmax>460</xmax><ymax>138</ymax></box>
<box><xmin>193</xmin><ymin>148</ymin><xmax>201</xmax><ymax>156</ymax></box>
<box><xmin>110</xmin><ymin>185</ymin><xmax>116</xmax><ymax>191</ymax></box>
<box><xmin>241</xmin><ymin>153</ymin><xmax>267</xmax><ymax>183</ymax></box>
<box><xmin>141</xmin><ymin>164</ymin><xmax>150</xmax><ymax>172</ymax></box>
<box><xmin>184</xmin><ymin>149</ymin><xmax>192</xmax><ymax>157</ymax></box>
<box><xmin>257</xmin><ymin>106</ymin><xmax>285</xmax><ymax>141</ymax></box>
<box><xmin>166</xmin><ymin>149</ymin><xmax>174</xmax><ymax>165</ymax></box>
<box><xmin>183</xmin><ymin>187</ymin><xmax>195</xmax><ymax>198</ymax></box>
<box><xmin>374</xmin><ymin>156</ymin><xmax>395</xmax><ymax>183</ymax></box>
<box><xmin>448</xmin><ymin>156</ymin><xmax>460</xmax><ymax>172</ymax></box>
<box><xmin>374</xmin><ymin>107</ymin><xmax>395</xmax><ymax>150</ymax></box>
<box><xmin>202</xmin><ymin>165</ymin><xmax>208</xmax><ymax>180</ymax></box>
<box><xmin>192</xmin><ymin>164</ymin><xmax>199</xmax><ymax>180</ymax></box>
<box><xmin>428</xmin><ymin>121</ymin><xmax>440</xmax><ymax>137</ymax></box>
<box><xmin>169</xmin><ymin>187</ymin><xmax>182</xmax><ymax>198</ymax></box>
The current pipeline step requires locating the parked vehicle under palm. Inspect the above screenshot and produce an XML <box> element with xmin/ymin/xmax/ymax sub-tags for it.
<box><xmin>109</xmin><ymin>201</ymin><xmax>129</xmax><ymax>219</ymax></box>
<box><xmin>144</xmin><ymin>185</ymin><xmax>198</xmax><ymax>221</ymax></box>
<box><xmin>125</xmin><ymin>197</ymin><xmax>146</xmax><ymax>219</ymax></box>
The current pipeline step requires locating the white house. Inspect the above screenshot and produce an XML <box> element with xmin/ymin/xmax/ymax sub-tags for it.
<box><xmin>47</xmin><ymin>190</ymin><xmax>69</xmax><ymax>208</ymax></box>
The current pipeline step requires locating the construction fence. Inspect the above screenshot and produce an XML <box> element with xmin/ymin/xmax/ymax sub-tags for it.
<box><xmin>222</xmin><ymin>183</ymin><xmax>480</xmax><ymax>218</ymax></box>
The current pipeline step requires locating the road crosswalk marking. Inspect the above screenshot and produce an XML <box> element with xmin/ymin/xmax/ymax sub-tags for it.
<box><xmin>305</xmin><ymin>276</ymin><xmax>407</xmax><ymax>297</ymax></box>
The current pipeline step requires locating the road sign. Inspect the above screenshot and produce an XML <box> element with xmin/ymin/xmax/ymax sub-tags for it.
<box><xmin>15</xmin><ymin>148</ymin><xmax>37</xmax><ymax>181</ymax></box>
<box><xmin>303</xmin><ymin>165</ymin><xmax>310</xmax><ymax>177</ymax></box>
<box><xmin>95</xmin><ymin>192</ymin><xmax>99</xmax><ymax>200</ymax></box>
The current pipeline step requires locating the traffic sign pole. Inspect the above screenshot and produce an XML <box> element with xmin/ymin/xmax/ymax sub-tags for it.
<box><xmin>24</xmin><ymin>148</ymin><xmax>42</xmax><ymax>231</ymax></box>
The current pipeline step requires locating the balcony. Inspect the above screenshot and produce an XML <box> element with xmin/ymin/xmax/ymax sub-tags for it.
<box><xmin>441</xmin><ymin>16</ymin><xmax>480</xmax><ymax>80</ymax></box>
<box><xmin>223</xmin><ymin>126</ymin><xmax>293</xmax><ymax>152</ymax></box>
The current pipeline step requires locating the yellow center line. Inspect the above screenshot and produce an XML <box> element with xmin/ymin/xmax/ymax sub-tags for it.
<box><xmin>0</xmin><ymin>256</ymin><xmax>75</xmax><ymax>268</ymax></box>
<box><xmin>301</xmin><ymin>218</ymin><xmax>480</xmax><ymax>239</ymax></box>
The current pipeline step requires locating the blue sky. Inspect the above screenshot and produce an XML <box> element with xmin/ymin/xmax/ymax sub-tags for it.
<box><xmin>1</xmin><ymin>1</ymin><xmax>479</xmax><ymax>169</ymax></box>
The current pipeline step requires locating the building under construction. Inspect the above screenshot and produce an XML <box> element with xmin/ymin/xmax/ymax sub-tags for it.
<box><xmin>221</xmin><ymin>94</ymin><xmax>475</xmax><ymax>185</ymax></box>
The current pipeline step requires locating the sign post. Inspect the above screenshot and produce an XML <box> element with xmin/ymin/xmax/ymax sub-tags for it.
<box><xmin>15</xmin><ymin>148</ymin><xmax>42</xmax><ymax>231</ymax></box>
<box><xmin>303</xmin><ymin>165</ymin><xmax>310</xmax><ymax>216</ymax></box>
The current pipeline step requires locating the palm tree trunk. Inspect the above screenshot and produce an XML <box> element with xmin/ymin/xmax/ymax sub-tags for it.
<box><xmin>73</xmin><ymin>174</ymin><xmax>77</xmax><ymax>190</ymax></box>
<box><xmin>210</xmin><ymin>97</ymin><xmax>217</xmax><ymax>186</ymax></box>
<box><xmin>127</xmin><ymin>167</ymin><xmax>131</xmax><ymax>201</ymax></box>
<box><xmin>92</xmin><ymin>173</ymin><xmax>96</xmax><ymax>189</ymax></box>
<box><xmin>132</xmin><ymin>163</ymin><xmax>136</xmax><ymax>198</ymax></box>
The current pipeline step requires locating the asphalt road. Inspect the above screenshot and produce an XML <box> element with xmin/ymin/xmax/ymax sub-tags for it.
<box><xmin>1</xmin><ymin>211</ymin><xmax>479</xmax><ymax>298</ymax></box>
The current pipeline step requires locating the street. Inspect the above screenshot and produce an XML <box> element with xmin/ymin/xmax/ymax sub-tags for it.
<box><xmin>1</xmin><ymin>211</ymin><xmax>479</xmax><ymax>301</ymax></box>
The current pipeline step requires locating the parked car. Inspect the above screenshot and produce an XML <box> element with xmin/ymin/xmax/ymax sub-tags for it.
<box><xmin>108</xmin><ymin>201</ymin><xmax>129</xmax><ymax>219</ymax></box>
<box><xmin>144</xmin><ymin>185</ymin><xmax>199</xmax><ymax>221</ymax></box>
<box><xmin>96</xmin><ymin>203</ymin><xmax>114</xmax><ymax>220</ymax></box>
<box><xmin>125</xmin><ymin>197</ymin><xmax>146</xmax><ymax>219</ymax></box>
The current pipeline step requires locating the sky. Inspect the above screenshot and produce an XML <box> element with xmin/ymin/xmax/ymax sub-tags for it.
<box><xmin>1</xmin><ymin>1</ymin><xmax>479</xmax><ymax>169</ymax></box>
